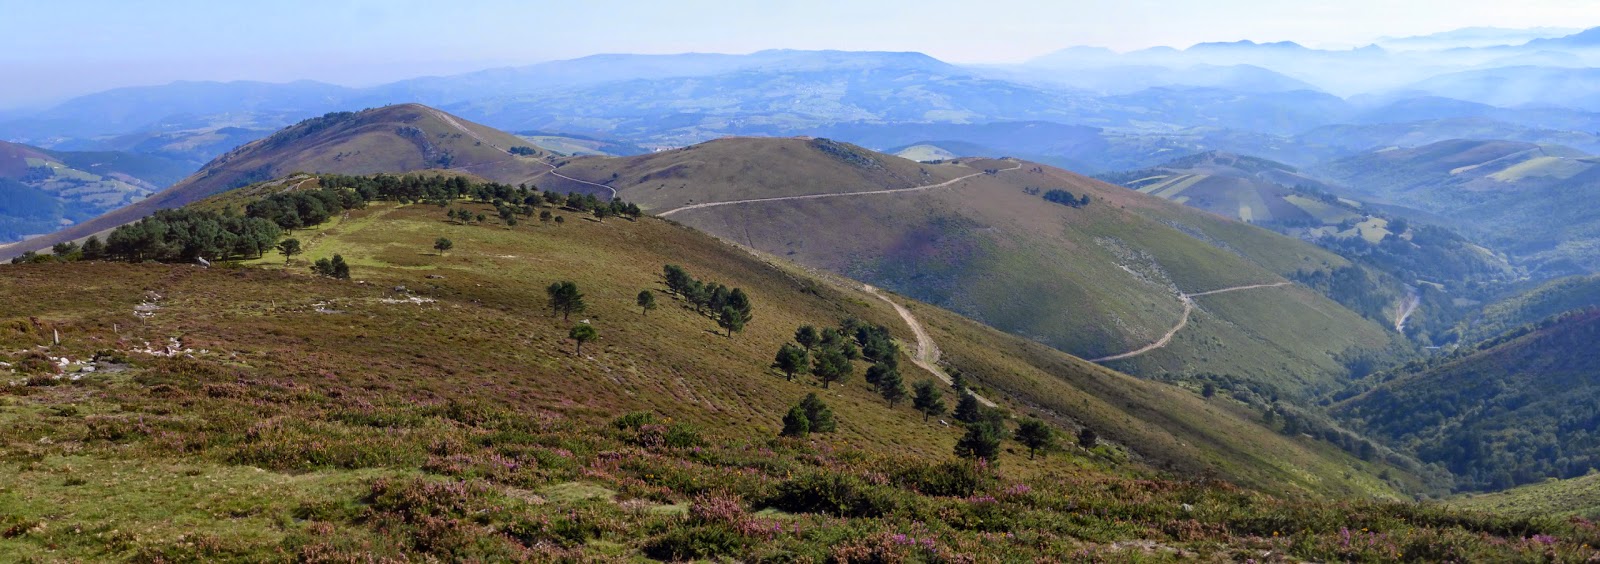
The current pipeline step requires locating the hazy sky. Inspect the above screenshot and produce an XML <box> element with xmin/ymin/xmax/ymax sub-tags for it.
<box><xmin>2</xmin><ymin>0</ymin><xmax>1597</xmax><ymax>108</ymax></box>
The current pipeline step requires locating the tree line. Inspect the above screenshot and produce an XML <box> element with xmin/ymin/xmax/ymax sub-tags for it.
<box><xmin>8</xmin><ymin>208</ymin><xmax>286</xmax><ymax>265</ymax></box>
<box><xmin>14</xmin><ymin>173</ymin><xmax>643</xmax><ymax>272</ymax></box>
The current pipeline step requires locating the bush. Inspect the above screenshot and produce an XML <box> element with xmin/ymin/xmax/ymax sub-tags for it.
<box><xmin>663</xmin><ymin>424</ymin><xmax>704</xmax><ymax>448</ymax></box>
<box><xmin>765</xmin><ymin>472</ymin><xmax>901</xmax><ymax>518</ymax></box>
<box><xmin>894</xmin><ymin>460</ymin><xmax>995</xmax><ymax>497</ymax></box>
<box><xmin>611</xmin><ymin>411</ymin><xmax>658</xmax><ymax>430</ymax></box>
<box><xmin>643</xmin><ymin>525</ymin><xmax>744</xmax><ymax>561</ymax></box>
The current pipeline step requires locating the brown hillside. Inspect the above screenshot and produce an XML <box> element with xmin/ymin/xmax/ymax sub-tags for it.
<box><xmin>559</xmin><ymin>139</ymin><xmax>1400</xmax><ymax>395</ymax></box>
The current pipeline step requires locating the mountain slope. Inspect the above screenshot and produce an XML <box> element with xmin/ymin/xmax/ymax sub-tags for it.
<box><xmin>1449</xmin><ymin>472</ymin><xmax>1600</xmax><ymax>519</ymax></box>
<box><xmin>0</xmin><ymin>173</ymin><xmax>1444</xmax><ymax>559</ymax></box>
<box><xmin>0</xmin><ymin>104</ymin><xmax>566</xmax><ymax>260</ymax></box>
<box><xmin>1452</xmin><ymin>275</ymin><xmax>1600</xmax><ymax>343</ymax></box>
<box><xmin>1098</xmin><ymin>151</ymin><xmax>1352</xmax><ymax>226</ymax></box>
<box><xmin>1315</xmin><ymin>139</ymin><xmax>1600</xmax><ymax>273</ymax></box>
<box><xmin>1336</xmin><ymin>309</ymin><xmax>1600</xmax><ymax>491</ymax></box>
<box><xmin>554</xmin><ymin>138</ymin><xmax>1400</xmax><ymax>396</ymax></box>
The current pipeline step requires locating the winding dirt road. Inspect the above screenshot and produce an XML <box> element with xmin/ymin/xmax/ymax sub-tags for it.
<box><xmin>863</xmin><ymin>285</ymin><xmax>998</xmax><ymax>408</ymax></box>
<box><xmin>657</xmin><ymin>161</ymin><xmax>1024</xmax><ymax>217</ymax></box>
<box><xmin>424</xmin><ymin>107</ymin><xmax>618</xmax><ymax>199</ymax></box>
<box><xmin>1090</xmin><ymin>282</ymin><xmax>1290</xmax><ymax>363</ymax></box>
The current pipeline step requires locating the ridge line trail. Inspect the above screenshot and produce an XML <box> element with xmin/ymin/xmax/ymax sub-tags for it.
<box><xmin>1091</xmin><ymin>282</ymin><xmax>1291</xmax><ymax>363</ymax></box>
<box><xmin>658</xmin><ymin>161</ymin><xmax>1024</xmax><ymax>217</ymax></box>
<box><xmin>423</xmin><ymin>107</ymin><xmax>619</xmax><ymax>199</ymax></box>
<box><xmin>863</xmin><ymin>285</ymin><xmax>998</xmax><ymax>408</ymax></box>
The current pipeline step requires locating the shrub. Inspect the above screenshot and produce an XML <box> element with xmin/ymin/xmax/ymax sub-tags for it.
<box><xmin>611</xmin><ymin>411</ymin><xmax>658</xmax><ymax>430</ymax></box>
<box><xmin>765</xmin><ymin>472</ymin><xmax>901</xmax><ymax>518</ymax></box>
<box><xmin>688</xmin><ymin>491</ymin><xmax>746</xmax><ymax>526</ymax></box>
<box><xmin>643</xmin><ymin>525</ymin><xmax>744</xmax><ymax>561</ymax></box>
<box><xmin>894</xmin><ymin>459</ymin><xmax>995</xmax><ymax>497</ymax></box>
<box><xmin>664</xmin><ymin>424</ymin><xmax>704</xmax><ymax>448</ymax></box>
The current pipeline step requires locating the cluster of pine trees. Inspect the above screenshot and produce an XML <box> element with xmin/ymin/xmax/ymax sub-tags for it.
<box><xmin>1042</xmin><ymin>189</ymin><xmax>1091</xmax><ymax>208</ymax></box>
<box><xmin>661</xmin><ymin>265</ymin><xmax>753</xmax><ymax>336</ymax></box>
<box><xmin>769</xmin><ymin>318</ymin><xmax>1064</xmax><ymax>465</ymax></box>
<box><xmin>57</xmin><ymin>208</ymin><xmax>285</xmax><ymax>263</ymax></box>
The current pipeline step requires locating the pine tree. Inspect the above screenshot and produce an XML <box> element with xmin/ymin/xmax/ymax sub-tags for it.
<box><xmin>955</xmin><ymin>421</ymin><xmax>1003</xmax><ymax>462</ymax></box>
<box><xmin>276</xmin><ymin>238</ymin><xmax>301</xmax><ymax>264</ymax></box>
<box><xmin>636</xmin><ymin>290</ymin><xmax>656</xmax><ymax>315</ymax></box>
<box><xmin>912</xmin><ymin>380</ymin><xmax>946</xmax><ymax>422</ymax></box>
<box><xmin>569</xmin><ymin>324</ymin><xmax>597</xmax><ymax>355</ymax></box>
<box><xmin>795</xmin><ymin>325</ymin><xmax>819</xmax><ymax>351</ymax></box>
<box><xmin>330</xmin><ymin>255</ymin><xmax>350</xmax><ymax>279</ymax></box>
<box><xmin>433</xmin><ymin>237</ymin><xmax>453</xmax><ymax>255</ymax></box>
<box><xmin>811</xmin><ymin>346</ymin><xmax>853</xmax><ymax>389</ymax></box>
<box><xmin>781</xmin><ymin>405</ymin><xmax>811</xmax><ymax>437</ymax></box>
<box><xmin>865</xmin><ymin>362</ymin><xmax>894</xmax><ymax>385</ymax></box>
<box><xmin>1014</xmin><ymin>418</ymin><xmax>1055</xmax><ymax>459</ymax></box>
<box><xmin>546</xmin><ymin>281</ymin><xmax>586</xmax><ymax>320</ymax></box>
<box><xmin>80</xmin><ymin>236</ymin><xmax>105</xmax><ymax>260</ymax></box>
<box><xmin>877</xmin><ymin>368</ymin><xmax>906</xmax><ymax>407</ymax></box>
<box><xmin>799</xmin><ymin>393</ymin><xmax>836</xmax><ymax>433</ymax></box>
<box><xmin>663</xmin><ymin>265</ymin><xmax>691</xmax><ymax>297</ymax></box>
<box><xmin>953</xmin><ymin>392</ymin><xmax>982</xmax><ymax>423</ymax></box>
<box><xmin>718</xmin><ymin>306</ymin><xmax>747</xmax><ymax>337</ymax></box>
<box><xmin>772</xmin><ymin>343</ymin><xmax>808</xmax><ymax>382</ymax></box>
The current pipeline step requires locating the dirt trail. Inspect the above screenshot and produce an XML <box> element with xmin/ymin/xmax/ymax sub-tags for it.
<box><xmin>1090</xmin><ymin>282</ymin><xmax>1291</xmax><ymax>363</ymax></box>
<box><xmin>658</xmin><ymin>162</ymin><xmax>1023</xmax><ymax>217</ymax></box>
<box><xmin>423</xmin><ymin>107</ymin><xmax>619</xmax><ymax>199</ymax></box>
<box><xmin>863</xmin><ymin>285</ymin><xmax>997</xmax><ymax>408</ymax></box>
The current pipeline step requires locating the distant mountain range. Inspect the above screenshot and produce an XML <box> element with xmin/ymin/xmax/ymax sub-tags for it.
<box><xmin>6</xmin><ymin>26</ymin><xmax>1600</xmax><ymax>166</ymax></box>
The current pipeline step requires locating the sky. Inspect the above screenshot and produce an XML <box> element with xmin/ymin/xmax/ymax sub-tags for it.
<box><xmin>2</xmin><ymin>0</ymin><xmax>1598</xmax><ymax>108</ymax></box>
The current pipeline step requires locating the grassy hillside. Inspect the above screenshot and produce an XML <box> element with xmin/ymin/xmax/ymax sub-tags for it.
<box><xmin>559</xmin><ymin>138</ymin><xmax>1400</xmax><ymax>397</ymax></box>
<box><xmin>0</xmin><ymin>104</ymin><xmax>565</xmax><ymax>261</ymax></box>
<box><xmin>1315</xmin><ymin>139</ymin><xmax>1600</xmax><ymax>274</ymax></box>
<box><xmin>3</xmin><ymin>176</ymin><xmax>1552</xmax><ymax>559</ymax></box>
<box><xmin>1450</xmin><ymin>473</ymin><xmax>1600</xmax><ymax>519</ymax></box>
<box><xmin>1336</xmin><ymin>309</ymin><xmax>1600</xmax><ymax>492</ymax></box>
<box><xmin>1098</xmin><ymin>151</ymin><xmax>1350</xmax><ymax>226</ymax></box>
